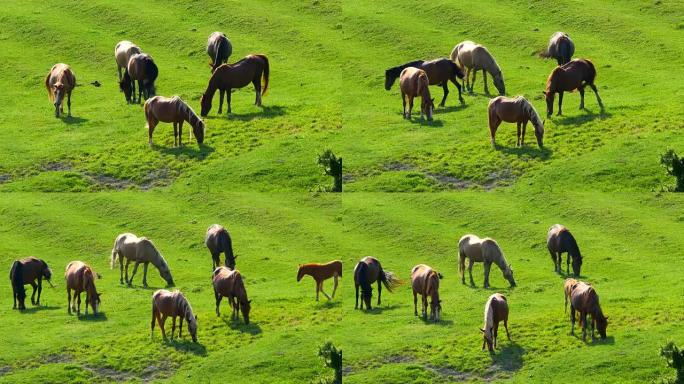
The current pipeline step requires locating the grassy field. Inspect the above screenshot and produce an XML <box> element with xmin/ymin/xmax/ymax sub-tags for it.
<box><xmin>1</xmin><ymin>0</ymin><xmax>684</xmax><ymax>383</ymax></box>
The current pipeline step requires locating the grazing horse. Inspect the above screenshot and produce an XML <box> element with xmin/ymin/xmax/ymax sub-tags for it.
<box><xmin>547</xmin><ymin>224</ymin><xmax>583</xmax><ymax>276</ymax></box>
<box><xmin>205</xmin><ymin>224</ymin><xmax>236</xmax><ymax>270</ymax></box>
<box><xmin>488</xmin><ymin>96</ymin><xmax>545</xmax><ymax>148</ymax></box>
<box><xmin>45</xmin><ymin>63</ymin><xmax>76</xmax><ymax>118</ymax></box>
<box><xmin>353</xmin><ymin>256</ymin><xmax>402</xmax><ymax>310</ymax></box>
<box><xmin>65</xmin><ymin>261</ymin><xmax>101</xmax><ymax>316</ymax></box>
<box><xmin>543</xmin><ymin>58</ymin><xmax>603</xmax><ymax>117</ymax></box>
<box><xmin>458</xmin><ymin>234</ymin><xmax>516</xmax><ymax>288</ymax></box>
<box><xmin>144</xmin><ymin>96</ymin><xmax>205</xmax><ymax>147</ymax></box>
<box><xmin>110</xmin><ymin>233</ymin><xmax>174</xmax><ymax>287</ymax></box>
<box><xmin>114</xmin><ymin>40</ymin><xmax>142</xmax><ymax>81</ymax></box>
<box><xmin>570</xmin><ymin>282</ymin><xmax>608</xmax><ymax>341</ymax></box>
<box><xmin>207</xmin><ymin>32</ymin><xmax>232</xmax><ymax>73</ymax></box>
<box><xmin>411</xmin><ymin>264</ymin><xmax>441</xmax><ymax>322</ymax></box>
<box><xmin>10</xmin><ymin>257</ymin><xmax>53</xmax><ymax>309</ymax></box>
<box><xmin>541</xmin><ymin>32</ymin><xmax>575</xmax><ymax>66</ymax></box>
<box><xmin>200</xmin><ymin>54</ymin><xmax>270</xmax><ymax>116</ymax></box>
<box><xmin>385</xmin><ymin>58</ymin><xmax>465</xmax><ymax>106</ymax></box>
<box><xmin>151</xmin><ymin>289</ymin><xmax>198</xmax><ymax>342</ymax></box>
<box><xmin>120</xmin><ymin>53</ymin><xmax>158</xmax><ymax>104</ymax></box>
<box><xmin>213</xmin><ymin>267</ymin><xmax>251</xmax><ymax>324</ymax></box>
<box><xmin>450</xmin><ymin>41</ymin><xmax>505</xmax><ymax>95</ymax></box>
<box><xmin>481</xmin><ymin>293</ymin><xmax>511</xmax><ymax>352</ymax></box>
<box><xmin>399</xmin><ymin>67</ymin><xmax>434</xmax><ymax>121</ymax></box>
<box><xmin>563</xmin><ymin>278</ymin><xmax>580</xmax><ymax>313</ymax></box>
<box><xmin>297</xmin><ymin>260</ymin><xmax>342</xmax><ymax>301</ymax></box>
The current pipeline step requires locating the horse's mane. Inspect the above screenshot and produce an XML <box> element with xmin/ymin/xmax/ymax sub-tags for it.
<box><xmin>175</xmin><ymin>291</ymin><xmax>195</xmax><ymax>322</ymax></box>
<box><xmin>386</xmin><ymin>60</ymin><xmax>425</xmax><ymax>78</ymax></box>
<box><xmin>483</xmin><ymin>295</ymin><xmax>495</xmax><ymax>331</ymax></box>
<box><xmin>545</xmin><ymin>67</ymin><xmax>562</xmax><ymax>92</ymax></box>
<box><xmin>521</xmin><ymin>97</ymin><xmax>544</xmax><ymax>133</ymax></box>
<box><xmin>483</xmin><ymin>239</ymin><xmax>511</xmax><ymax>272</ymax></box>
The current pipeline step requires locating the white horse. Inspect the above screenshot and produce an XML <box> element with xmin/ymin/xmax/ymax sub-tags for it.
<box><xmin>111</xmin><ymin>233</ymin><xmax>174</xmax><ymax>287</ymax></box>
<box><xmin>458</xmin><ymin>234</ymin><xmax>516</xmax><ymax>288</ymax></box>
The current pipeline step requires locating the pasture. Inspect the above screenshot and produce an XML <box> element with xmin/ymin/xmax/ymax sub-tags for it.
<box><xmin>0</xmin><ymin>0</ymin><xmax>683</xmax><ymax>383</ymax></box>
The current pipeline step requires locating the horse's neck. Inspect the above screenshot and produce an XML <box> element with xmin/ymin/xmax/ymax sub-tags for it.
<box><xmin>420</xmin><ymin>80</ymin><xmax>430</xmax><ymax>100</ymax></box>
<box><xmin>483</xmin><ymin>55</ymin><xmax>500</xmax><ymax>76</ymax></box>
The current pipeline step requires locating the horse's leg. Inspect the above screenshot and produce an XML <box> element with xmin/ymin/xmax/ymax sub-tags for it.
<box><xmin>215</xmin><ymin>290</ymin><xmax>222</xmax><ymax>317</ymax></box>
<box><xmin>12</xmin><ymin>284</ymin><xmax>16</xmax><ymax>309</ymax></box>
<box><xmin>226</xmin><ymin>88</ymin><xmax>232</xmax><ymax>114</ymax></box>
<box><xmin>30</xmin><ymin>282</ymin><xmax>37</xmax><ymax>305</ymax></box>
<box><xmin>179</xmin><ymin>316</ymin><xmax>183</xmax><ymax>338</ymax></box>
<box><xmin>589</xmin><ymin>83</ymin><xmax>604</xmax><ymax>110</ymax></box>
<box><xmin>471</xmin><ymin>70</ymin><xmax>477</xmax><ymax>93</ymax></box>
<box><xmin>582</xmin><ymin>312</ymin><xmax>588</xmax><ymax>341</ymax></box>
<box><xmin>171</xmin><ymin>316</ymin><xmax>176</xmax><ymax>340</ymax></box>
<box><xmin>450</xmin><ymin>75</ymin><xmax>465</xmax><ymax>104</ymax></box>
<box><xmin>315</xmin><ymin>281</ymin><xmax>320</xmax><ymax>301</ymax></box>
<box><xmin>76</xmin><ymin>291</ymin><xmax>81</xmax><ymax>315</ymax></box>
<box><xmin>178</xmin><ymin>121</ymin><xmax>184</xmax><ymax>147</ymax></box>
<box><xmin>494</xmin><ymin>322</ymin><xmax>499</xmax><ymax>348</ymax></box>
<box><xmin>37</xmin><ymin>278</ymin><xmax>43</xmax><ymax>305</ymax></box>
<box><xmin>548</xmin><ymin>249</ymin><xmax>557</xmax><ymax>272</ymax></box>
<box><xmin>138</xmin><ymin>80</ymin><xmax>143</xmax><ymax>104</ymax></box>
<box><xmin>124</xmin><ymin>259</ymin><xmax>131</xmax><ymax>285</ymax></box>
<box><xmin>401</xmin><ymin>92</ymin><xmax>407</xmax><ymax>119</ymax></box>
<box><xmin>160</xmin><ymin>315</ymin><xmax>168</xmax><ymax>339</ymax></box>
<box><xmin>459</xmin><ymin>254</ymin><xmax>466</xmax><ymax>284</ymax></box>
<box><xmin>67</xmin><ymin>91</ymin><xmax>72</xmax><ymax>117</ymax></box>
<box><xmin>408</xmin><ymin>96</ymin><xmax>413</xmax><ymax>120</ymax></box>
<box><xmin>578</xmin><ymin>86</ymin><xmax>585</xmax><ymax>110</ymax></box>
<box><xmin>570</xmin><ymin>305</ymin><xmax>576</xmax><ymax>335</ymax></box>
<box><xmin>142</xmin><ymin>262</ymin><xmax>149</xmax><ymax>287</ymax></box>
<box><xmin>489</xmin><ymin>115</ymin><xmax>501</xmax><ymax>148</ymax></box>
<box><xmin>377</xmin><ymin>279</ymin><xmax>382</xmax><ymax>306</ymax></box>
<box><xmin>254</xmin><ymin>79</ymin><xmax>262</xmax><ymax>106</ymax></box>
<box><xmin>331</xmin><ymin>275</ymin><xmax>338</xmax><ymax>298</ymax></box>
<box><xmin>521</xmin><ymin>121</ymin><xmax>527</xmax><ymax>146</ymax></box>
<box><xmin>148</xmin><ymin>118</ymin><xmax>158</xmax><ymax>146</ymax></box>
<box><xmin>516</xmin><ymin>122</ymin><xmax>521</xmax><ymax>147</ymax></box>
<box><xmin>218</xmin><ymin>89</ymin><xmax>224</xmax><ymax>114</ymax></box>
<box><xmin>468</xmin><ymin>259</ymin><xmax>475</xmax><ymax>286</ymax></box>
<box><xmin>440</xmin><ymin>82</ymin><xmax>448</xmax><ymax>107</ymax></box>
<box><xmin>413</xmin><ymin>291</ymin><xmax>418</xmax><ymax>316</ymax></box>
<box><xmin>590</xmin><ymin>314</ymin><xmax>596</xmax><ymax>342</ymax></box>
<box><xmin>483</xmin><ymin>261</ymin><xmax>491</xmax><ymax>289</ymax></box>
<box><xmin>118</xmin><ymin>66</ymin><xmax>122</xmax><ymax>82</ymax></box>
<box><xmin>67</xmin><ymin>289</ymin><xmax>71</xmax><ymax>314</ymax></box>
<box><xmin>173</xmin><ymin>122</ymin><xmax>178</xmax><ymax>147</ymax></box>
<box><xmin>320</xmin><ymin>280</ymin><xmax>331</xmax><ymax>300</ymax></box>
<box><xmin>354</xmin><ymin>283</ymin><xmax>359</xmax><ymax>309</ymax></box>
<box><xmin>128</xmin><ymin>261</ymin><xmax>141</xmax><ymax>286</ymax></box>
<box><xmin>557</xmin><ymin>91</ymin><xmax>564</xmax><ymax>116</ymax></box>
<box><xmin>566</xmin><ymin>253</ymin><xmax>571</xmax><ymax>275</ymax></box>
<box><xmin>483</xmin><ymin>70</ymin><xmax>489</xmax><ymax>94</ymax></box>
<box><xmin>504</xmin><ymin>318</ymin><xmax>511</xmax><ymax>340</ymax></box>
<box><xmin>422</xmin><ymin>294</ymin><xmax>428</xmax><ymax>319</ymax></box>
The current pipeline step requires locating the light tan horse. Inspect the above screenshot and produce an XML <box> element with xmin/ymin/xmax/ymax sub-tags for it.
<box><xmin>481</xmin><ymin>293</ymin><xmax>511</xmax><ymax>352</ymax></box>
<box><xmin>114</xmin><ymin>40</ymin><xmax>142</xmax><ymax>81</ymax></box>
<box><xmin>488</xmin><ymin>96</ymin><xmax>544</xmax><ymax>148</ymax></box>
<box><xmin>110</xmin><ymin>233</ymin><xmax>174</xmax><ymax>287</ymax></box>
<box><xmin>411</xmin><ymin>264</ymin><xmax>441</xmax><ymax>322</ymax></box>
<box><xmin>213</xmin><ymin>267</ymin><xmax>251</xmax><ymax>324</ymax></box>
<box><xmin>45</xmin><ymin>63</ymin><xmax>76</xmax><ymax>117</ymax></box>
<box><xmin>399</xmin><ymin>67</ymin><xmax>434</xmax><ymax>121</ymax></box>
<box><xmin>297</xmin><ymin>260</ymin><xmax>342</xmax><ymax>301</ymax></box>
<box><xmin>450</xmin><ymin>41</ymin><xmax>505</xmax><ymax>95</ymax></box>
<box><xmin>151</xmin><ymin>289</ymin><xmax>198</xmax><ymax>342</ymax></box>
<box><xmin>144</xmin><ymin>96</ymin><xmax>205</xmax><ymax>147</ymax></box>
<box><xmin>65</xmin><ymin>261</ymin><xmax>101</xmax><ymax>316</ymax></box>
<box><xmin>458</xmin><ymin>234</ymin><xmax>516</xmax><ymax>288</ymax></box>
<box><xmin>564</xmin><ymin>278</ymin><xmax>580</xmax><ymax>313</ymax></box>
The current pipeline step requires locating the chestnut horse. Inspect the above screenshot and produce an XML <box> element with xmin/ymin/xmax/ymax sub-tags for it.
<box><xmin>10</xmin><ymin>257</ymin><xmax>54</xmax><ymax>310</ymax></box>
<box><xmin>205</xmin><ymin>224</ymin><xmax>236</xmax><ymax>270</ymax></box>
<box><xmin>450</xmin><ymin>41</ymin><xmax>505</xmax><ymax>95</ymax></box>
<box><xmin>353</xmin><ymin>256</ymin><xmax>402</xmax><ymax>310</ymax></box>
<box><xmin>207</xmin><ymin>32</ymin><xmax>232</xmax><ymax>73</ymax></box>
<box><xmin>563</xmin><ymin>278</ymin><xmax>580</xmax><ymax>313</ymax></box>
<box><xmin>200</xmin><ymin>54</ymin><xmax>270</xmax><ymax>116</ymax></box>
<box><xmin>144</xmin><ymin>96</ymin><xmax>205</xmax><ymax>147</ymax></box>
<box><xmin>399</xmin><ymin>67</ymin><xmax>434</xmax><ymax>121</ymax></box>
<box><xmin>459</xmin><ymin>234</ymin><xmax>516</xmax><ymax>288</ymax></box>
<box><xmin>114</xmin><ymin>40</ymin><xmax>142</xmax><ymax>81</ymax></box>
<box><xmin>488</xmin><ymin>96</ymin><xmax>544</xmax><ymax>148</ymax></box>
<box><xmin>570</xmin><ymin>282</ymin><xmax>608</xmax><ymax>342</ymax></box>
<box><xmin>297</xmin><ymin>260</ymin><xmax>342</xmax><ymax>301</ymax></box>
<box><xmin>411</xmin><ymin>264</ymin><xmax>441</xmax><ymax>322</ymax></box>
<box><xmin>543</xmin><ymin>58</ymin><xmax>603</xmax><ymax>117</ymax></box>
<box><xmin>120</xmin><ymin>53</ymin><xmax>158</xmax><ymax>104</ymax></box>
<box><xmin>65</xmin><ymin>261</ymin><xmax>101</xmax><ymax>316</ymax></box>
<box><xmin>547</xmin><ymin>224</ymin><xmax>583</xmax><ymax>276</ymax></box>
<box><xmin>385</xmin><ymin>58</ymin><xmax>464</xmax><ymax>106</ymax></box>
<box><xmin>213</xmin><ymin>267</ymin><xmax>251</xmax><ymax>324</ymax></box>
<box><xmin>541</xmin><ymin>32</ymin><xmax>575</xmax><ymax>66</ymax></box>
<box><xmin>151</xmin><ymin>289</ymin><xmax>198</xmax><ymax>342</ymax></box>
<box><xmin>481</xmin><ymin>293</ymin><xmax>511</xmax><ymax>352</ymax></box>
<box><xmin>45</xmin><ymin>63</ymin><xmax>76</xmax><ymax>118</ymax></box>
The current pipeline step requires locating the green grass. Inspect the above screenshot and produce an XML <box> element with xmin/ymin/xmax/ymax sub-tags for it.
<box><xmin>1</xmin><ymin>0</ymin><xmax>683</xmax><ymax>383</ymax></box>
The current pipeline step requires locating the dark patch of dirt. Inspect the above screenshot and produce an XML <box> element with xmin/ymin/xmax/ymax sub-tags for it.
<box><xmin>0</xmin><ymin>366</ymin><xmax>11</xmax><ymax>376</ymax></box>
<box><xmin>0</xmin><ymin>174</ymin><xmax>9</xmax><ymax>184</ymax></box>
<box><xmin>140</xmin><ymin>167</ymin><xmax>175</xmax><ymax>190</ymax></box>
<box><xmin>381</xmin><ymin>161</ymin><xmax>512</xmax><ymax>190</ymax></box>
<box><xmin>41</xmin><ymin>162</ymin><xmax>72</xmax><ymax>172</ymax></box>
<box><xmin>86</xmin><ymin>173</ymin><xmax>135</xmax><ymax>190</ymax></box>
<box><xmin>424</xmin><ymin>364</ymin><xmax>473</xmax><ymax>382</ymax></box>
<box><xmin>383</xmin><ymin>162</ymin><xmax>414</xmax><ymax>172</ymax></box>
<box><xmin>425</xmin><ymin>172</ymin><xmax>473</xmax><ymax>189</ymax></box>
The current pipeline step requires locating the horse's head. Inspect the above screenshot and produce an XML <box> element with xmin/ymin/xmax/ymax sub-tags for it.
<box><xmin>225</xmin><ymin>255</ymin><xmax>236</xmax><ymax>270</ymax></box>
<box><xmin>188</xmin><ymin>314</ymin><xmax>198</xmax><ymax>342</ymax></box>
<box><xmin>596</xmin><ymin>314</ymin><xmax>608</xmax><ymax>340</ymax></box>
<box><xmin>384</xmin><ymin>69</ymin><xmax>397</xmax><ymax>91</ymax></box>
<box><xmin>41</xmin><ymin>261</ymin><xmax>53</xmax><ymax>282</ymax></box>
<box><xmin>430</xmin><ymin>299</ymin><xmax>442</xmax><ymax>322</ymax></box>
<box><xmin>296</xmin><ymin>265</ymin><xmax>304</xmax><ymax>282</ymax></box>
<box><xmin>535</xmin><ymin>119</ymin><xmax>545</xmax><ymax>148</ymax></box>
<box><xmin>503</xmin><ymin>264</ymin><xmax>516</xmax><ymax>287</ymax></box>
<box><xmin>242</xmin><ymin>299</ymin><xmax>251</xmax><ymax>324</ymax></box>
<box><xmin>571</xmin><ymin>254</ymin><xmax>582</xmax><ymax>277</ymax></box>
<box><xmin>422</xmin><ymin>97</ymin><xmax>435</xmax><ymax>122</ymax></box>
<box><xmin>53</xmin><ymin>82</ymin><xmax>65</xmax><ymax>117</ymax></box>
<box><xmin>543</xmin><ymin>91</ymin><xmax>554</xmax><ymax>117</ymax></box>
<box><xmin>120</xmin><ymin>74</ymin><xmax>133</xmax><ymax>103</ymax></box>
<box><xmin>200</xmin><ymin>93</ymin><xmax>211</xmax><ymax>117</ymax></box>
<box><xmin>493</xmin><ymin>72</ymin><xmax>505</xmax><ymax>95</ymax></box>
<box><xmin>191</xmin><ymin>115</ymin><xmax>205</xmax><ymax>145</ymax></box>
<box><xmin>362</xmin><ymin>287</ymin><xmax>373</xmax><ymax>310</ymax></box>
<box><xmin>159</xmin><ymin>265</ymin><xmax>174</xmax><ymax>287</ymax></box>
<box><xmin>90</xmin><ymin>292</ymin><xmax>101</xmax><ymax>316</ymax></box>
<box><xmin>481</xmin><ymin>327</ymin><xmax>494</xmax><ymax>352</ymax></box>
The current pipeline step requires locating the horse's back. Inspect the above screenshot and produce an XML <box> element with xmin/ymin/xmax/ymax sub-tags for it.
<box><xmin>400</xmin><ymin>67</ymin><xmax>425</xmax><ymax>95</ymax></box>
<box><xmin>570</xmin><ymin>282</ymin><xmax>595</xmax><ymax>310</ymax></box>
<box><xmin>213</xmin><ymin>267</ymin><xmax>242</xmax><ymax>295</ymax></box>
<box><xmin>65</xmin><ymin>261</ymin><xmax>87</xmax><ymax>289</ymax></box>
<box><xmin>357</xmin><ymin>257</ymin><xmax>380</xmax><ymax>283</ymax></box>
<box><xmin>411</xmin><ymin>264</ymin><xmax>432</xmax><ymax>292</ymax></box>
<box><xmin>459</xmin><ymin>234</ymin><xmax>485</xmax><ymax>259</ymax></box>
<box><xmin>489</xmin><ymin>293</ymin><xmax>509</xmax><ymax>321</ymax></box>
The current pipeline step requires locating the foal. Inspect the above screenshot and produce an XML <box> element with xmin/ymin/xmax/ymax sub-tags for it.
<box><xmin>481</xmin><ymin>293</ymin><xmax>511</xmax><ymax>352</ymax></box>
<box><xmin>544</xmin><ymin>58</ymin><xmax>604</xmax><ymax>117</ymax></box>
<box><xmin>399</xmin><ymin>67</ymin><xmax>434</xmax><ymax>121</ymax></box>
<box><xmin>45</xmin><ymin>63</ymin><xmax>76</xmax><ymax>118</ymax></box>
<box><xmin>65</xmin><ymin>261</ymin><xmax>101</xmax><ymax>316</ymax></box>
<box><xmin>411</xmin><ymin>264</ymin><xmax>441</xmax><ymax>322</ymax></box>
<box><xmin>297</xmin><ymin>260</ymin><xmax>342</xmax><ymax>301</ymax></box>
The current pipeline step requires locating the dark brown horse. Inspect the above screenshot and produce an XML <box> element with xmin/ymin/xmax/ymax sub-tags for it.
<box><xmin>385</xmin><ymin>58</ymin><xmax>464</xmax><ymax>106</ymax></box>
<box><xmin>541</xmin><ymin>32</ymin><xmax>575</xmax><ymax>66</ymax></box>
<box><xmin>353</xmin><ymin>256</ymin><xmax>402</xmax><ymax>310</ymax></box>
<box><xmin>144</xmin><ymin>96</ymin><xmax>205</xmax><ymax>146</ymax></box>
<box><xmin>205</xmin><ymin>224</ymin><xmax>236</xmax><ymax>270</ymax></box>
<box><xmin>488</xmin><ymin>96</ymin><xmax>544</xmax><ymax>148</ymax></box>
<box><xmin>570</xmin><ymin>282</ymin><xmax>608</xmax><ymax>342</ymax></box>
<box><xmin>151</xmin><ymin>289</ymin><xmax>197</xmax><ymax>342</ymax></box>
<box><xmin>547</xmin><ymin>224</ymin><xmax>583</xmax><ymax>276</ymax></box>
<box><xmin>213</xmin><ymin>267</ymin><xmax>251</xmax><ymax>324</ymax></box>
<box><xmin>10</xmin><ymin>257</ymin><xmax>53</xmax><ymax>310</ymax></box>
<box><xmin>120</xmin><ymin>53</ymin><xmax>158</xmax><ymax>104</ymax></box>
<box><xmin>543</xmin><ymin>59</ymin><xmax>603</xmax><ymax>117</ymax></box>
<box><xmin>399</xmin><ymin>67</ymin><xmax>434</xmax><ymax>121</ymax></box>
<box><xmin>200</xmin><ymin>54</ymin><xmax>270</xmax><ymax>116</ymax></box>
<box><xmin>207</xmin><ymin>32</ymin><xmax>232</xmax><ymax>73</ymax></box>
<box><xmin>65</xmin><ymin>261</ymin><xmax>101</xmax><ymax>316</ymax></box>
<box><xmin>45</xmin><ymin>63</ymin><xmax>76</xmax><ymax>118</ymax></box>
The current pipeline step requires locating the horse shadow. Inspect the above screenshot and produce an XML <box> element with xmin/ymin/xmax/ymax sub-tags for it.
<box><xmin>434</xmin><ymin>103</ymin><xmax>468</xmax><ymax>114</ymax></box>
<box><xmin>500</xmin><ymin>145</ymin><xmax>553</xmax><ymax>160</ymax></box>
<box><xmin>406</xmin><ymin>117</ymin><xmax>444</xmax><ymax>127</ymax></box>
<box><xmin>489</xmin><ymin>342</ymin><xmax>525</xmax><ymax>372</ymax></box>
<box><xmin>552</xmin><ymin>109</ymin><xmax>611</xmax><ymax>126</ymax></box>
<box><xmin>61</xmin><ymin>116</ymin><xmax>89</xmax><ymax>125</ymax></box>
<box><xmin>19</xmin><ymin>305</ymin><xmax>60</xmax><ymax>314</ymax></box>
<box><xmin>227</xmin><ymin>105</ymin><xmax>286</xmax><ymax>122</ymax></box>
<box><xmin>574</xmin><ymin>334</ymin><xmax>615</xmax><ymax>345</ymax></box>
<box><xmin>316</xmin><ymin>300</ymin><xmax>342</xmax><ymax>309</ymax></box>
<box><xmin>76</xmin><ymin>311</ymin><xmax>108</xmax><ymax>322</ymax></box>
<box><xmin>221</xmin><ymin>318</ymin><xmax>263</xmax><ymax>335</ymax></box>
<box><xmin>358</xmin><ymin>304</ymin><xmax>401</xmax><ymax>315</ymax></box>
<box><xmin>165</xmin><ymin>339</ymin><xmax>207</xmax><ymax>356</ymax></box>
<box><xmin>156</xmin><ymin>143</ymin><xmax>215</xmax><ymax>161</ymax></box>
<box><xmin>418</xmin><ymin>316</ymin><xmax>455</xmax><ymax>326</ymax></box>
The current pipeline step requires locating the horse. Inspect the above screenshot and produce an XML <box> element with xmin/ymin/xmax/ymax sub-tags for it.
<box><xmin>411</xmin><ymin>264</ymin><xmax>441</xmax><ymax>322</ymax></box>
<box><xmin>450</xmin><ymin>41</ymin><xmax>505</xmax><ymax>95</ymax></box>
<box><xmin>543</xmin><ymin>58</ymin><xmax>603</xmax><ymax>117</ymax></box>
<box><xmin>205</xmin><ymin>224</ymin><xmax>236</xmax><ymax>271</ymax></box>
<box><xmin>297</xmin><ymin>260</ymin><xmax>342</xmax><ymax>301</ymax></box>
<box><xmin>353</xmin><ymin>256</ymin><xmax>402</xmax><ymax>310</ymax></box>
<box><xmin>563</xmin><ymin>278</ymin><xmax>580</xmax><ymax>313</ymax></box>
<box><xmin>207</xmin><ymin>32</ymin><xmax>232</xmax><ymax>73</ymax></box>
<box><xmin>110</xmin><ymin>233</ymin><xmax>174</xmax><ymax>287</ymax></box>
<box><xmin>541</xmin><ymin>32</ymin><xmax>575</xmax><ymax>66</ymax></box>
<box><xmin>547</xmin><ymin>224</ymin><xmax>583</xmax><ymax>276</ymax></box>
<box><xmin>143</xmin><ymin>96</ymin><xmax>205</xmax><ymax>147</ymax></box>
<box><xmin>151</xmin><ymin>289</ymin><xmax>198</xmax><ymax>342</ymax></box>
<box><xmin>120</xmin><ymin>53</ymin><xmax>158</xmax><ymax>104</ymax></box>
<box><xmin>200</xmin><ymin>54</ymin><xmax>270</xmax><ymax>116</ymax></box>
<box><xmin>481</xmin><ymin>293</ymin><xmax>511</xmax><ymax>352</ymax></box>
<box><xmin>385</xmin><ymin>58</ymin><xmax>464</xmax><ymax>106</ymax></box>
<box><xmin>458</xmin><ymin>234</ymin><xmax>516</xmax><ymax>288</ymax></box>
<box><xmin>399</xmin><ymin>67</ymin><xmax>434</xmax><ymax>121</ymax></box>
<box><xmin>114</xmin><ymin>40</ymin><xmax>142</xmax><ymax>81</ymax></box>
<box><xmin>488</xmin><ymin>96</ymin><xmax>544</xmax><ymax>148</ymax></box>
<box><xmin>10</xmin><ymin>257</ymin><xmax>54</xmax><ymax>309</ymax></box>
<box><xmin>212</xmin><ymin>267</ymin><xmax>251</xmax><ymax>324</ymax></box>
<box><xmin>45</xmin><ymin>63</ymin><xmax>76</xmax><ymax>118</ymax></box>
<box><xmin>65</xmin><ymin>261</ymin><xmax>101</xmax><ymax>316</ymax></box>
<box><xmin>570</xmin><ymin>282</ymin><xmax>608</xmax><ymax>342</ymax></box>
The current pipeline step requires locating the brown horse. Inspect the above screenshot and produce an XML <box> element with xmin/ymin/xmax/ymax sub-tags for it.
<box><xmin>450</xmin><ymin>41</ymin><xmax>505</xmax><ymax>95</ymax></box>
<box><xmin>205</xmin><ymin>224</ymin><xmax>236</xmax><ymax>270</ymax></box>
<box><xmin>10</xmin><ymin>257</ymin><xmax>54</xmax><ymax>310</ymax></box>
<box><xmin>353</xmin><ymin>256</ymin><xmax>402</xmax><ymax>310</ymax></box>
<box><xmin>570</xmin><ymin>282</ymin><xmax>608</xmax><ymax>341</ymax></box>
<box><xmin>207</xmin><ymin>32</ymin><xmax>232</xmax><ymax>73</ymax></box>
<box><xmin>144</xmin><ymin>96</ymin><xmax>205</xmax><ymax>147</ymax></box>
<box><xmin>540</xmin><ymin>32</ymin><xmax>575</xmax><ymax>66</ymax></box>
<box><xmin>114</xmin><ymin>40</ymin><xmax>142</xmax><ymax>81</ymax></box>
<box><xmin>213</xmin><ymin>267</ymin><xmax>251</xmax><ymax>324</ymax></box>
<box><xmin>411</xmin><ymin>264</ymin><xmax>441</xmax><ymax>322</ymax></box>
<box><xmin>547</xmin><ymin>224</ymin><xmax>583</xmax><ymax>276</ymax></box>
<box><xmin>200</xmin><ymin>54</ymin><xmax>270</xmax><ymax>116</ymax></box>
<box><xmin>45</xmin><ymin>63</ymin><xmax>76</xmax><ymax>118</ymax></box>
<box><xmin>65</xmin><ymin>261</ymin><xmax>101</xmax><ymax>316</ymax></box>
<box><xmin>297</xmin><ymin>260</ymin><xmax>342</xmax><ymax>301</ymax></box>
<box><xmin>120</xmin><ymin>53</ymin><xmax>158</xmax><ymax>104</ymax></box>
<box><xmin>543</xmin><ymin>58</ymin><xmax>603</xmax><ymax>117</ymax></box>
<box><xmin>151</xmin><ymin>289</ymin><xmax>198</xmax><ymax>342</ymax></box>
<box><xmin>481</xmin><ymin>293</ymin><xmax>511</xmax><ymax>352</ymax></box>
<box><xmin>384</xmin><ymin>58</ymin><xmax>465</xmax><ymax>106</ymax></box>
<box><xmin>488</xmin><ymin>96</ymin><xmax>544</xmax><ymax>148</ymax></box>
<box><xmin>563</xmin><ymin>278</ymin><xmax>580</xmax><ymax>313</ymax></box>
<box><xmin>399</xmin><ymin>67</ymin><xmax>434</xmax><ymax>121</ymax></box>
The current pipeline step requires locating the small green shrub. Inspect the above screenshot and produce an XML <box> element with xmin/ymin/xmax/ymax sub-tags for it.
<box><xmin>660</xmin><ymin>150</ymin><xmax>684</xmax><ymax>191</ymax></box>
<box><xmin>660</xmin><ymin>342</ymin><xmax>684</xmax><ymax>383</ymax></box>
<box><xmin>317</xmin><ymin>150</ymin><xmax>343</xmax><ymax>192</ymax></box>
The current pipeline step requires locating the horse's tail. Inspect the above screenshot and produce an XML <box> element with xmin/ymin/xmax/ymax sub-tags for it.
<box><xmin>45</xmin><ymin>71</ymin><xmax>54</xmax><ymax>102</ymax></box>
<box><xmin>256</xmin><ymin>54</ymin><xmax>269</xmax><ymax>96</ymax></box>
<box><xmin>10</xmin><ymin>261</ymin><xmax>26</xmax><ymax>303</ymax></box>
<box><xmin>448</xmin><ymin>60</ymin><xmax>465</xmax><ymax>80</ymax></box>
<box><xmin>584</xmin><ymin>59</ymin><xmax>597</xmax><ymax>84</ymax></box>
<box><xmin>379</xmin><ymin>265</ymin><xmax>403</xmax><ymax>293</ymax></box>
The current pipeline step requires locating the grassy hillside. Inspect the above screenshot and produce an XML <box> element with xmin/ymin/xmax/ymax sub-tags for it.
<box><xmin>0</xmin><ymin>0</ymin><xmax>683</xmax><ymax>383</ymax></box>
